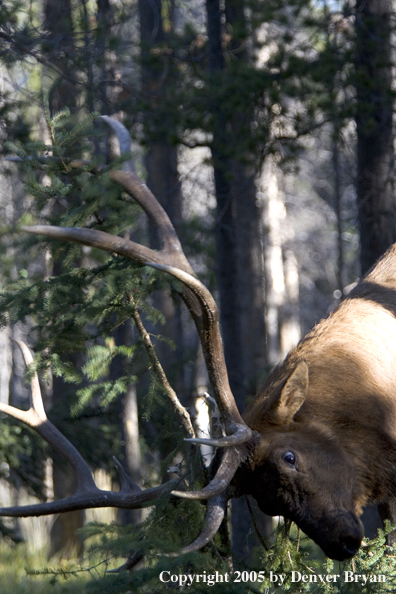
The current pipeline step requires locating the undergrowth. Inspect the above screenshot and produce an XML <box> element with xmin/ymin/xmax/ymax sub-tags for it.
<box><xmin>0</xmin><ymin>542</ymin><xmax>88</xmax><ymax>593</ymax></box>
<box><xmin>1</xmin><ymin>520</ymin><xmax>396</xmax><ymax>594</ymax></box>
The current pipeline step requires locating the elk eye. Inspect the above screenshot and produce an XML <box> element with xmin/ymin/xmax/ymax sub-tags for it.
<box><xmin>283</xmin><ymin>451</ymin><xmax>296</xmax><ymax>466</ymax></box>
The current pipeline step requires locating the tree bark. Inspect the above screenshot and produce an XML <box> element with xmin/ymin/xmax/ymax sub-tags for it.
<box><xmin>43</xmin><ymin>0</ymin><xmax>85</xmax><ymax>558</ymax></box>
<box><xmin>353</xmin><ymin>0</ymin><xmax>395</xmax><ymax>540</ymax></box>
<box><xmin>43</xmin><ymin>0</ymin><xmax>76</xmax><ymax>113</ymax></box>
<box><xmin>355</xmin><ymin>0</ymin><xmax>395</xmax><ymax>274</ymax></box>
<box><xmin>332</xmin><ymin>138</ymin><xmax>346</xmax><ymax>292</ymax></box>
<box><xmin>233</xmin><ymin>163</ymin><xmax>267</xmax><ymax>389</ymax></box>
<box><xmin>206</xmin><ymin>0</ymin><xmax>245</xmax><ymax>410</ymax></box>
<box><xmin>139</xmin><ymin>0</ymin><xmax>185</xmax><ymax>392</ymax></box>
<box><xmin>49</xmin><ymin>356</ymin><xmax>85</xmax><ymax>559</ymax></box>
<box><xmin>111</xmin><ymin>323</ymin><xmax>142</xmax><ymax>526</ymax></box>
<box><xmin>206</xmin><ymin>0</ymin><xmax>268</xmax><ymax>565</ymax></box>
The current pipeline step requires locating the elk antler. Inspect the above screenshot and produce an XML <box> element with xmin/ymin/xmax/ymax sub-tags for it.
<box><xmin>0</xmin><ymin>341</ymin><xmax>178</xmax><ymax>516</ymax></box>
<box><xmin>0</xmin><ymin>345</ymin><xmax>224</xmax><ymax>554</ymax></box>
<box><xmin>9</xmin><ymin>116</ymin><xmax>259</xmax><ymax>552</ymax></box>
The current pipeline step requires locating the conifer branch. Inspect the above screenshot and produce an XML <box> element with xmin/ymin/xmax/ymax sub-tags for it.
<box><xmin>129</xmin><ymin>295</ymin><xmax>195</xmax><ymax>440</ymax></box>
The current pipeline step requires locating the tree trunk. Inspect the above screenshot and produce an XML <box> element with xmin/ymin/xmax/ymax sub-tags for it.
<box><xmin>205</xmin><ymin>0</ymin><xmax>269</xmax><ymax>565</ymax></box>
<box><xmin>49</xmin><ymin>355</ymin><xmax>85</xmax><ymax>559</ymax></box>
<box><xmin>111</xmin><ymin>322</ymin><xmax>142</xmax><ymax>526</ymax></box>
<box><xmin>332</xmin><ymin>138</ymin><xmax>346</xmax><ymax>293</ymax></box>
<box><xmin>233</xmin><ymin>164</ymin><xmax>267</xmax><ymax>388</ymax></box>
<box><xmin>43</xmin><ymin>0</ymin><xmax>76</xmax><ymax>112</ymax></box>
<box><xmin>261</xmin><ymin>159</ymin><xmax>301</xmax><ymax>363</ymax></box>
<box><xmin>206</xmin><ymin>0</ymin><xmax>244</xmax><ymax>414</ymax></box>
<box><xmin>96</xmin><ymin>0</ymin><xmax>114</xmax><ymax>111</ymax></box>
<box><xmin>354</xmin><ymin>0</ymin><xmax>395</xmax><ymax>541</ymax></box>
<box><xmin>43</xmin><ymin>0</ymin><xmax>85</xmax><ymax>558</ymax></box>
<box><xmin>139</xmin><ymin>0</ymin><xmax>185</xmax><ymax>394</ymax></box>
<box><xmin>355</xmin><ymin>0</ymin><xmax>395</xmax><ymax>274</ymax></box>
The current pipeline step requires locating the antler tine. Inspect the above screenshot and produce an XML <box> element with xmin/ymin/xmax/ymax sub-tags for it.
<box><xmin>109</xmin><ymin>493</ymin><xmax>228</xmax><ymax>566</ymax></box>
<box><xmin>0</xmin><ymin>340</ymin><xmax>97</xmax><ymax>493</ymax></box>
<box><xmin>21</xmin><ymin>225</ymin><xmax>179</xmax><ymax>271</ymax></box>
<box><xmin>178</xmin><ymin>493</ymin><xmax>228</xmax><ymax>554</ymax></box>
<box><xmin>13</xmin><ymin>339</ymin><xmax>46</xmax><ymax>420</ymax></box>
<box><xmin>0</xmin><ymin>481</ymin><xmax>179</xmax><ymax>517</ymax></box>
<box><xmin>0</xmin><ymin>341</ymin><xmax>179</xmax><ymax>517</ymax></box>
<box><xmin>99</xmin><ymin>115</ymin><xmax>192</xmax><ymax>266</ymax></box>
<box><xmin>171</xmin><ymin>447</ymin><xmax>243</xmax><ymax>500</ymax></box>
<box><xmin>184</xmin><ymin>425</ymin><xmax>252</xmax><ymax>448</ymax></box>
<box><xmin>98</xmin><ymin>115</ymin><xmax>137</xmax><ymax>173</ymax></box>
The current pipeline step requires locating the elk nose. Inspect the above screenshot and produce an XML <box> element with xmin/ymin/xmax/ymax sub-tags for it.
<box><xmin>336</xmin><ymin>514</ymin><xmax>364</xmax><ymax>560</ymax></box>
<box><xmin>339</xmin><ymin>534</ymin><xmax>362</xmax><ymax>559</ymax></box>
<box><xmin>323</xmin><ymin>512</ymin><xmax>364</xmax><ymax>560</ymax></box>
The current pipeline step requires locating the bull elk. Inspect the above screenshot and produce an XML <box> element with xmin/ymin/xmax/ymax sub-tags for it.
<box><xmin>2</xmin><ymin>116</ymin><xmax>396</xmax><ymax>562</ymax></box>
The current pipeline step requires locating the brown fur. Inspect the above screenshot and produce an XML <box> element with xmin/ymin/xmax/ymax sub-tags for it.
<box><xmin>240</xmin><ymin>244</ymin><xmax>396</xmax><ymax>560</ymax></box>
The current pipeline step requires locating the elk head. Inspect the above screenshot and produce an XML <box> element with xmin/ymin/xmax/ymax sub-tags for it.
<box><xmin>0</xmin><ymin>117</ymin><xmax>364</xmax><ymax>561</ymax></box>
<box><xmin>240</xmin><ymin>360</ymin><xmax>364</xmax><ymax>560</ymax></box>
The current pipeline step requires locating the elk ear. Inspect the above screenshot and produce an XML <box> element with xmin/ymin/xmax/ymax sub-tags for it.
<box><xmin>274</xmin><ymin>360</ymin><xmax>308</xmax><ymax>424</ymax></box>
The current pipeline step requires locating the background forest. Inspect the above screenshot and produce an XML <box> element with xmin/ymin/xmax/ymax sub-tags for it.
<box><xmin>0</xmin><ymin>0</ymin><xmax>394</xmax><ymax>592</ymax></box>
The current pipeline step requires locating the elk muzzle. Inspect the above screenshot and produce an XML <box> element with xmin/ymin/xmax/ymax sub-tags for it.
<box><xmin>301</xmin><ymin>510</ymin><xmax>364</xmax><ymax>561</ymax></box>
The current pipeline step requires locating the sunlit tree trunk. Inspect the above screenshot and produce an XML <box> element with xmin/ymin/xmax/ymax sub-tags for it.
<box><xmin>261</xmin><ymin>158</ymin><xmax>300</xmax><ymax>363</ymax></box>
